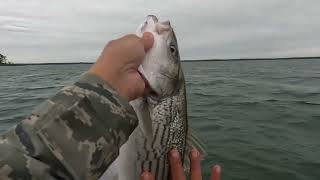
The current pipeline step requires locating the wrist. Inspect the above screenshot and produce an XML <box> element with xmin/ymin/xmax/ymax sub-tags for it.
<box><xmin>89</xmin><ymin>62</ymin><xmax>118</xmax><ymax>92</ymax></box>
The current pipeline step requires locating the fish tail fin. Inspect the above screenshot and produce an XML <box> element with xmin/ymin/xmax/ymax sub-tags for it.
<box><xmin>183</xmin><ymin>128</ymin><xmax>208</xmax><ymax>172</ymax></box>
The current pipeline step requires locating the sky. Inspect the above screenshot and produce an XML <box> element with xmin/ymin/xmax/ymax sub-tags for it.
<box><xmin>0</xmin><ymin>0</ymin><xmax>320</xmax><ymax>63</ymax></box>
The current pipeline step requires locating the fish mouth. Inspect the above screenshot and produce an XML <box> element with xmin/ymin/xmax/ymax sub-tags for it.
<box><xmin>139</xmin><ymin>15</ymin><xmax>172</xmax><ymax>35</ymax></box>
<box><xmin>147</xmin><ymin>15</ymin><xmax>158</xmax><ymax>23</ymax></box>
<box><xmin>138</xmin><ymin>71</ymin><xmax>159</xmax><ymax>99</ymax></box>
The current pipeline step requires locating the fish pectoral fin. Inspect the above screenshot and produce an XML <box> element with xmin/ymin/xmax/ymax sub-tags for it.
<box><xmin>99</xmin><ymin>158</ymin><xmax>119</xmax><ymax>180</ymax></box>
<box><xmin>140</xmin><ymin>103</ymin><xmax>153</xmax><ymax>138</ymax></box>
<box><xmin>130</xmin><ymin>98</ymin><xmax>153</xmax><ymax>138</ymax></box>
<box><xmin>183</xmin><ymin>128</ymin><xmax>208</xmax><ymax>173</ymax></box>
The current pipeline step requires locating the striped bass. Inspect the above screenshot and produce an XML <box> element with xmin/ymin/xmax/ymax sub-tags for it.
<box><xmin>101</xmin><ymin>15</ymin><xmax>205</xmax><ymax>180</ymax></box>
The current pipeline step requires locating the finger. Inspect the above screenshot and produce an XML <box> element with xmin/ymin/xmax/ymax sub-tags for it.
<box><xmin>169</xmin><ymin>149</ymin><xmax>186</xmax><ymax>180</ymax></box>
<box><xmin>121</xmin><ymin>72</ymin><xmax>145</xmax><ymax>101</ymax></box>
<box><xmin>210</xmin><ymin>165</ymin><xmax>221</xmax><ymax>180</ymax></box>
<box><xmin>190</xmin><ymin>149</ymin><xmax>202</xmax><ymax>180</ymax></box>
<box><xmin>120</xmin><ymin>34</ymin><xmax>149</xmax><ymax>64</ymax></box>
<box><xmin>141</xmin><ymin>32</ymin><xmax>154</xmax><ymax>52</ymax></box>
<box><xmin>141</xmin><ymin>171</ymin><xmax>155</xmax><ymax>180</ymax></box>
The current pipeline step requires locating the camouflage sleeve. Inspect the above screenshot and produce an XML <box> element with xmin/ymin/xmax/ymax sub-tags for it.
<box><xmin>0</xmin><ymin>72</ymin><xmax>138</xmax><ymax>180</ymax></box>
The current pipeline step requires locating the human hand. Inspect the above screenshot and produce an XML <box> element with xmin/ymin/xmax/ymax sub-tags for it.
<box><xmin>89</xmin><ymin>33</ymin><xmax>154</xmax><ymax>101</ymax></box>
<box><xmin>140</xmin><ymin>149</ymin><xmax>221</xmax><ymax>180</ymax></box>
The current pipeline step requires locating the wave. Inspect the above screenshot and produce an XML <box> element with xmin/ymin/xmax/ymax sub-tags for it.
<box><xmin>186</xmin><ymin>79</ymin><xmax>228</xmax><ymax>87</ymax></box>
<box><xmin>192</xmin><ymin>92</ymin><xmax>221</xmax><ymax>98</ymax></box>
<box><xmin>231</xmin><ymin>99</ymin><xmax>320</xmax><ymax>107</ymax></box>
<box><xmin>287</xmin><ymin>120</ymin><xmax>308</xmax><ymax>126</ymax></box>
<box><xmin>295</xmin><ymin>101</ymin><xmax>320</xmax><ymax>105</ymax></box>
<box><xmin>189</xmin><ymin>96</ymin><xmax>320</xmax><ymax>108</ymax></box>
<box><xmin>24</xmin><ymin>85</ymin><xmax>63</xmax><ymax>91</ymax></box>
<box><xmin>272</xmin><ymin>90</ymin><xmax>320</xmax><ymax>98</ymax></box>
<box><xmin>187</xmin><ymin>77</ymin><xmax>257</xmax><ymax>87</ymax></box>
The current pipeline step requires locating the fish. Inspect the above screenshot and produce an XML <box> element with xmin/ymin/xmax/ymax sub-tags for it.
<box><xmin>100</xmin><ymin>15</ymin><xmax>206</xmax><ymax>180</ymax></box>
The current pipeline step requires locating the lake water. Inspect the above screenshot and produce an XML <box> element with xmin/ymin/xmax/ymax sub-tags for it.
<box><xmin>0</xmin><ymin>59</ymin><xmax>320</xmax><ymax>180</ymax></box>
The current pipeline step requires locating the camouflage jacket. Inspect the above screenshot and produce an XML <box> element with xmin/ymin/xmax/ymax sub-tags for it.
<box><xmin>0</xmin><ymin>73</ymin><xmax>138</xmax><ymax>180</ymax></box>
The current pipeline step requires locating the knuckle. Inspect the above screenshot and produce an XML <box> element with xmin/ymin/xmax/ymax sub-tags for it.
<box><xmin>126</xmin><ymin>34</ymin><xmax>139</xmax><ymax>39</ymax></box>
<box><xmin>125</xmin><ymin>34</ymin><xmax>143</xmax><ymax>47</ymax></box>
<box><xmin>105</xmin><ymin>40</ymin><xmax>115</xmax><ymax>48</ymax></box>
<box><xmin>173</xmin><ymin>158</ymin><xmax>182</xmax><ymax>166</ymax></box>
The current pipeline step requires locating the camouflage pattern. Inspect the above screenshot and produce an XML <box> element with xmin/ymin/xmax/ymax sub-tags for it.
<box><xmin>0</xmin><ymin>72</ymin><xmax>138</xmax><ymax>180</ymax></box>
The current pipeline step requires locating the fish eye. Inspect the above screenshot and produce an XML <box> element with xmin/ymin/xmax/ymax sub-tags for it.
<box><xmin>170</xmin><ymin>45</ymin><xmax>176</xmax><ymax>55</ymax></box>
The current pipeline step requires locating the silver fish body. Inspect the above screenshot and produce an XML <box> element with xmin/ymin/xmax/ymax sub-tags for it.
<box><xmin>101</xmin><ymin>15</ymin><xmax>203</xmax><ymax>180</ymax></box>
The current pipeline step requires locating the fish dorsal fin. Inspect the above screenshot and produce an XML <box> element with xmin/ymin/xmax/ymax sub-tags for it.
<box><xmin>184</xmin><ymin>128</ymin><xmax>208</xmax><ymax>173</ymax></box>
<box><xmin>130</xmin><ymin>98</ymin><xmax>153</xmax><ymax>138</ymax></box>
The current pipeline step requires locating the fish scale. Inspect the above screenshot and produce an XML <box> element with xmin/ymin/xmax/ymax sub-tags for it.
<box><xmin>136</xmin><ymin>82</ymin><xmax>188</xmax><ymax>179</ymax></box>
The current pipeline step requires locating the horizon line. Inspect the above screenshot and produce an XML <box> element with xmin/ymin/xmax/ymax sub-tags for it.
<box><xmin>1</xmin><ymin>56</ymin><xmax>320</xmax><ymax>66</ymax></box>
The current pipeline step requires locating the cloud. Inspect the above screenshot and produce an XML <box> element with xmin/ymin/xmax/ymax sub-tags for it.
<box><xmin>0</xmin><ymin>0</ymin><xmax>320</xmax><ymax>63</ymax></box>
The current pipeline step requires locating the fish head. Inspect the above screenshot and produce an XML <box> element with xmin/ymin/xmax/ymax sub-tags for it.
<box><xmin>136</xmin><ymin>15</ymin><xmax>183</xmax><ymax>99</ymax></box>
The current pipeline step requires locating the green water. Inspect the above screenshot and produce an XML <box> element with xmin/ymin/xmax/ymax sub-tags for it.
<box><xmin>1</xmin><ymin>59</ymin><xmax>320</xmax><ymax>180</ymax></box>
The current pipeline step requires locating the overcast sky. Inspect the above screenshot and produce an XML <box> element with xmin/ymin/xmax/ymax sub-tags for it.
<box><xmin>1</xmin><ymin>0</ymin><xmax>319</xmax><ymax>63</ymax></box>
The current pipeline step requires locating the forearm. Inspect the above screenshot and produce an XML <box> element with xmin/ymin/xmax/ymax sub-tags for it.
<box><xmin>0</xmin><ymin>72</ymin><xmax>138</xmax><ymax>180</ymax></box>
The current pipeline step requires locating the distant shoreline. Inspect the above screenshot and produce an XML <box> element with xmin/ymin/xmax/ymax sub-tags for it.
<box><xmin>0</xmin><ymin>62</ymin><xmax>93</xmax><ymax>66</ymax></box>
<box><xmin>184</xmin><ymin>56</ymin><xmax>320</xmax><ymax>62</ymax></box>
<box><xmin>1</xmin><ymin>56</ymin><xmax>319</xmax><ymax>66</ymax></box>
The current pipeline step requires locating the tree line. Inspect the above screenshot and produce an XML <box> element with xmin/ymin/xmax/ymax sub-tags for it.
<box><xmin>0</xmin><ymin>53</ymin><xmax>13</xmax><ymax>64</ymax></box>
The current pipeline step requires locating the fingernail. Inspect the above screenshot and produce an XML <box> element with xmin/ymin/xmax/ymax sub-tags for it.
<box><xmin>191</xmin><ymin>149</ymin><xmax>200</xmax><ymax>158</ymax></box>
<box><xmin>213</xmin><ymin>165</ymin><xmax>221</xmax><ymax>173</ymax></box>
<box><xmin>141</xmin><ymin>171</ymin><xmax>151</xmax><ymax>178</ymax></box>
<box><xmin>143</xmin><ymin>32</ymin><xmax>153</xmax><ymax>40</ymax></box>
<box><xmin>170</xmin><ymin>149</ymin><xmax>180</xmax><ymax>158</ymax></box>
<box><xmin>142</xmin><ymin>32</ymin><xmax>154</xmax><ymax>51</ymax></box>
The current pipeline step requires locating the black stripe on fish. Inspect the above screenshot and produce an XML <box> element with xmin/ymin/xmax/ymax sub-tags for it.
<box><xmin>148</xmin><ymin>161</ymin><xmax>152</xmax><ymax>173</ymax></box>
<box><xmin>152</xmin><ymin>123</ymin><xmax>160</xmax><ymax>148</ymax></box>
<box><xmin>141</xmin><ymin>138</ymin><xmax>148</xmax><ymax>172</ymax></box>
<box><xmin>164</xmin><ymin>157</ymin><xmax>169</xmax><ymax>180</ymax></box>
<box><xmin>154</xmin><ymin>156</ymin><xmax>160</xmax><ymax>180</ymax></box>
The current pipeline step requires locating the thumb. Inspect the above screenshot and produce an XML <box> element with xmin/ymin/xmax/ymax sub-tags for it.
<box><xmin>141</xmin><ymin>32</ymin><xmax>154</xmax><ymax>52</ymax></box>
